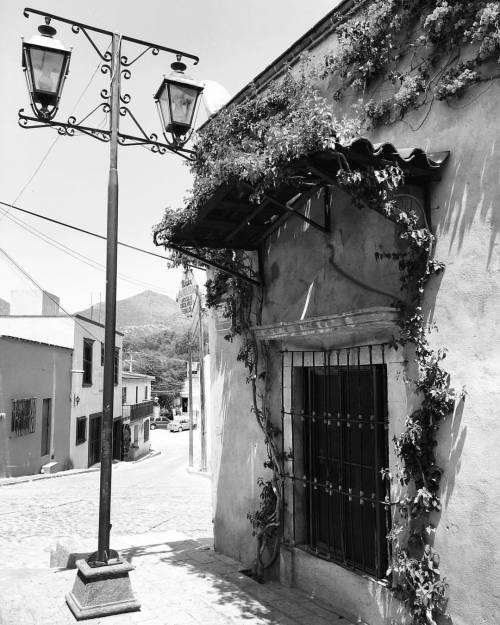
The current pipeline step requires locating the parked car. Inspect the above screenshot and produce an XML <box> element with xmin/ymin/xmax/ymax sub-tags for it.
<box><xmin>149</xmin><ymin>416</ymin><xmax>171</xmax><ymax>430</ymax></box>
<box><xmin>168</xmin><ymin>418</ymin><xmax>190</xmax><ymax>432</ymax></box>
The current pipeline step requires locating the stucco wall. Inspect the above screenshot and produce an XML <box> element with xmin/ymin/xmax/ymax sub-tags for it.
<box><xmin>122</xmin><ymin>375</ymin><xmax>152</xmax><ymax>405</ymax></box>
<box><xmin>209</xmin><ymin>309</ymin><xmax>271</xmax><ymax>566</ymax></box>
<box><xmin>208</xmin><ymin>13</ymin><xmax>500</xmax><ymax>625</ymax></box>
<box><xmin>69</xmin><ymin>318</ymin><xmax>123</xmax><ymax>469</ymax></box>
<box><xmin>0</xmin><ymin>337</ymin><xmax>72</xmax><ymax>477</ymax></box>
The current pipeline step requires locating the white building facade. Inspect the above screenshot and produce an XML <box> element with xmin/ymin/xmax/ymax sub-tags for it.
<box><xmin>0</xmin><ymin>313</ymin><xmax>123</xmax><ymax>469</ymax></box>
<box><xmin>121</xmin><ymin>371</ymin><xmax>154</xmax><ymax>461</ymax></box>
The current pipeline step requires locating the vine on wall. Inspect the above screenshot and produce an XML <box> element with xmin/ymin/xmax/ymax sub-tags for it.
<box><xmin>323</xmin><ymin>0</ymin><xmax>500</xmax><ymax>128</ymax></box>
<box><xmin>152</xmin><ymin>1</ymin><xmax>486</xmax><ymax>621</ymax></box>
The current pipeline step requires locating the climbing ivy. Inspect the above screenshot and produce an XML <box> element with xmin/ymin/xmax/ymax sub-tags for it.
<box><xmin>322</xmin><ymin>0</ymin><xmax>500</xmax><ymax>128</ymax></box>
<box><xmin>152</xmin><ymin>2</ymin><xmax>481</xmax><ymax>620</ymax></box>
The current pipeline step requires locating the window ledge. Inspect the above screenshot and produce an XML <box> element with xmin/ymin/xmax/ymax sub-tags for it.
<box><xmin>253</xmin><ymin>307</ymin><xmax>399</xmax><ymax>349</ymax></box>
<box><xmin>283</xmin><ymin>541</ymin><xmax>390</xmax><ymax>588</ymax></box>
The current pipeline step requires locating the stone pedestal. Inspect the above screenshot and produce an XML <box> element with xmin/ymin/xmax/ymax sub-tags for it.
<box><xmin>66</xmin><ymin>558</ymin><xmax>140</xmax><ymax>620</ymax></box>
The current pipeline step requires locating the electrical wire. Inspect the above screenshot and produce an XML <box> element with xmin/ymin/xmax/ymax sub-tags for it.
<box><xmin>0</xmin><ymin>247</ymin><xmax>103</xmax><ymax>344</ymax></box>
<box><xmin>1</xmin><ymin>53</ymin><xmax>109</xmax><ymax>224</ymax></box>
<box><xmin>0</xmin><ymin>200</ymin><xmax>180</xmax><ymax>265</ymax></box>
<box><xmin>0</xmin><ymin>206</ymin><xmax>177</xmax><ymax>296</ymax></box>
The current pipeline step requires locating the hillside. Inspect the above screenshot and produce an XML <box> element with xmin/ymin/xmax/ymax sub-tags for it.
<box><xmin>77</xmin><ymin>290</ymin><xmax>190</xmax><ymax>335</ymax></box>
<box><xmin>78</xmin><ymin>290</ymin><xmax>201</xmax><ymax>408</ymax></box>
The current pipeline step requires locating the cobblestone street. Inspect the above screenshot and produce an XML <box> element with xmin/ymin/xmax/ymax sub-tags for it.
<box><xmin>0</xmin><ymin>430</ymin><xmax>212</xmax><ymax>568</ymax></box>
<box><xmin>0</xmin><ymin>430</ymin><xmax>354</xmax><ymax>625</ymax></box>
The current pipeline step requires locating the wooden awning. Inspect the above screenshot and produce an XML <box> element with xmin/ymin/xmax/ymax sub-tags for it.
<box><xmin>155</xmin><ymin>139</ymin><xmax>449</xmax><ymax>253</ymax></box>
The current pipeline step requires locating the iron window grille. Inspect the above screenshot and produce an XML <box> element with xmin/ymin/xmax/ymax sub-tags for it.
<box><xmin>83</xmin><ymin>338</ymin><xmax>93</xmax><ymax>386</ymax></box>
<box><xmin>144</xmin><ymin>419</ymin><xmax>150</xmax><ymax>442</ymax></box>
<box><xmin>76</xmin><ymin>416</ymin><xmax>87</xmax><ymax>445</ymax></box>
<box><xmin>122</xmin><ymin>387</ymin><xmax>127</xmax><ymax>404</ymax></box>
<box><xmin>281</xmin><ymin>344</ymin><xmax>392</xmax><ymax>580</ymax></box>
<box><xmin>11</xmin><ymin>398</ymin><xmax>36</xmax><ymax>436</ymax></box>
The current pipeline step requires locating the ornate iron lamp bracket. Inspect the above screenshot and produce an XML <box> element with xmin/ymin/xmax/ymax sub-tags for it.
<box><xmin>20</xmin><ymin>7</ymin><xmax>200</xmax><ymax>160</ymax></box>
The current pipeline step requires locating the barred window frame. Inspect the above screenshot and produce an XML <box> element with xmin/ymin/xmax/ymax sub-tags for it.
<box><xmin>76</xmin><ymin>416</ymin><xmax>87</xmax><ymax>445</ymax></box>
<box><xmin>281</xmin><ymin>344</ymin><xmax>392</xmax><ymax>581</ymax></box>
<box><xmin>83</xmin><ymin>338</ymin><xmax>94</xmax><ymax>386</ymax></box>
<box><xmin>11</xmin><ymin>398</ymin><xmax>36</xmax><ymax>436</ymax></box>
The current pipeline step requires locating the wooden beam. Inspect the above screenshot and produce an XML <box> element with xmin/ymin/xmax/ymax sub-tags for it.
<box><xmin>240</xmin><ymin>181</ymin><xmax>328</xmax><ymax>234</ymax></box>
<box><xmin>224</xmin><ymin>201</ymin><xmax>271</xmax><ymax>242</ymax></box>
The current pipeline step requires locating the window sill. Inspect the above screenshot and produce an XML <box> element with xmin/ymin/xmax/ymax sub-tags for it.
<box><xmin>82</xmin><ymin>383</ymin><xmax>92</xmax><ymax>388</ymax></box>
<box><xmin>284</xmin><ymin>542</ymin><xmax>389</xmax><ymax>588</ymax></box>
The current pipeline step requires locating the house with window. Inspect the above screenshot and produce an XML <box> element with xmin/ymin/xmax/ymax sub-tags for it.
<box><xmin>121</xmin><ymin>371</ymin><xmax>154</xmax><ymax>460</ymax></box>
<box><xmin>154</xmin><ymin>2</ymin><xmax>500</xmax><ymax>624</ymax></box>
<box><xmin>0</xmin><ymin>335</ymin><xmax>72</xmax><ymax>478</ymax></box>
<box><xmin>0</xmin><ymin>294</ymin><xmax>123</xmax><ymax>470</ymax></box>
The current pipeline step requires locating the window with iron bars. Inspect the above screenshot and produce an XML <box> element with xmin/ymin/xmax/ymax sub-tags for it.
<box><xmin>11</xmin><ymin>398</ymin><xmax>36</xmax><ymax>436</ymax></box>
<box><xmin>281</xmin><ymin>345</ymin><xmax>391</xmax><ymax>580</ymax></box>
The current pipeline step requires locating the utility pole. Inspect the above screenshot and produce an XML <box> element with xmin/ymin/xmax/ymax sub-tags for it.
<box><xmin>196</xmin><ymin>286</ymin><xmax>207</xmax><ymax>471</ymax></box>
<box><xmin>97</xmin><ymin>30</ymin><xmax>121</xmax><ymax>566</ymax></box>
<box><xmin>188</xmin><ymin>335</ymin><xmax>193</xmax><ymax>468</ymax></box>
<box><xmin>19</xmin><ymin>7</ymin><xmax>202</xmax><ymax>618</ymax></box>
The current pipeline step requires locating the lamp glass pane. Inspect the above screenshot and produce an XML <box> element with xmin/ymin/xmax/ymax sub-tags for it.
<box><xmin>168</xmin><ymin>83</ymin><xmax>198</xmax><ymax>127</ymax></box>
<box><xmin>158</xmin><ymin>90</ymin><xmax>172</xmax><ymax>128</ymax></box>
<box><xmin>29</xmin><ymin>47</ymin><xmax>65</xmax><ymax>94</ymax></box>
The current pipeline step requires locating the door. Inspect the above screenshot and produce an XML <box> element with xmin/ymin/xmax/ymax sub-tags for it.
<box><xmin>88</xmin><ymin>413</ymin><xmax>102</xmax><ymax>466</ymax></box>
<box><xmin>41</xmin><ymin>398</ymin><xmax>51</xmax><ymax>457</ymax></box>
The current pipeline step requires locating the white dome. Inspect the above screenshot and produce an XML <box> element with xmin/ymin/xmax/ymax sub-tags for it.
<box><xmin>201</xmin><ymin>80</ymin><xmax>231</xmax><ymax>115</ymax></box>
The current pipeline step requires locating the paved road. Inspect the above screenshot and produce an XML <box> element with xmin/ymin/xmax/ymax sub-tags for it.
<box><xmin>0</xmin><ymin>430</ymin><xmax>212</xmax><ymax>566</ymax></box>
<box><xmin>0</xmin><ymin>430</ymin><xmax>354</xmax><ymax>625</ymax></box>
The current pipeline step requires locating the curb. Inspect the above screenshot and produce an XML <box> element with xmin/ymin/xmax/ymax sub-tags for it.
<box><xmin>131</xmin><ymin>449</ymin><xmax>161</xmax><ymax>463</ymax></box>
<box><xmin>0</xmin><ymin>465</ymin><xmax>101</xmax><ymax>487</ymax></box>
<box><xmin>186</xmin><ymin>466</ymin><xmax>212</xmax><ymax>479</ymax></box>
<box><xmin>0</xmin><ymin>450</ymin><xmax>162</xmax><ymax>487</ymax></box>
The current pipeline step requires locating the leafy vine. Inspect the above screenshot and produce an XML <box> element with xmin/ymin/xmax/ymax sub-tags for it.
<box><xmin>323</xmin><ymin>0</ymin><xmax>500</xmax><ymax>128</ymax></box>
<box><xmin>152</xmin><ymin>4</ymin><xmax>472</xmax><ymax>618</ymax></box>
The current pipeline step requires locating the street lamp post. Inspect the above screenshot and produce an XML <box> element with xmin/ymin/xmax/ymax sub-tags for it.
<box><xmin>19</xmin><ymin>8</ymin><xmax>203</xmax><ymax>620</ymax></box>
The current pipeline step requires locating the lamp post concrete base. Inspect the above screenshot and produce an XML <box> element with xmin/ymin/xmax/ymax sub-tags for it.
<box><xmin>65</xmin><ymin>558</ymin><xmax>140</xmax><ymax>620</ymax></box>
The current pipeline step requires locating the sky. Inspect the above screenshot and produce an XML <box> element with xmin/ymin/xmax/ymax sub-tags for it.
<box><xmin>0</xmin><ymin>0</ymin><xmax>337</xmax><ymax>313</ymax></box>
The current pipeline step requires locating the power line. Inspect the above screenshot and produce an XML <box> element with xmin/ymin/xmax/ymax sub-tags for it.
<box><xmin>0</xmin><ymin>200</ymin><xmax>178</xmax><ymax>265</ymax></box>
<box><xmin>0</xmin><ymin>247</ymin><xmax>104</xmax><ymax>344</ymax></box>
<box><xmin>2</xmin><ymin>56</ymin><xmax>108</xmax><ymax>226</ymax></box>
<box><xmin>0</xmin><ymin>206</ymin><xmax>178</xmax><ymax>296</ymax></box>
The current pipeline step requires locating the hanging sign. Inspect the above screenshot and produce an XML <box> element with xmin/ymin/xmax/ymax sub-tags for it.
<box><xmin>176</xmin><ymin>266</ymin><xmax>197</xmax><ymax>317</ymax></box>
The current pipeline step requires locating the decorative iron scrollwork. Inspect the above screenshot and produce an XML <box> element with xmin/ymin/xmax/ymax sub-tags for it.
<box><xmin>20</xmin><ymin>8</ymin><xmax>199</xmax><ymax>158</ymax></box>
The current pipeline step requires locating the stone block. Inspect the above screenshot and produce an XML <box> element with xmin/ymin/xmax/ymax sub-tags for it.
<box><xmin>65</xmin><ymin>558</ymin><xmax>140</xmax><ymax>620</ymax></box>
<box><xmin>40</xmin><ymin>461</ymin><xmax>60</xmax><ymax>474</ymax></box>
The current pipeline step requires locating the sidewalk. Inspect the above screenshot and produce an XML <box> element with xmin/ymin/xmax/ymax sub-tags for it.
<box><xmin>0</xmin><ymin>531</ymin><xmax>354</xmax><ymax>625</ymax></box>
<box><xmin>0</xmin><ymin>451</ymin><xmax>162</xmax><ymax>487</ymax></box>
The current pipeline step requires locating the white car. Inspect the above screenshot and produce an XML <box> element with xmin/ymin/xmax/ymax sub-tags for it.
<box><xmin>168</xmin><ymin>418</ymin><xmax>190</xmax><ymax>432</ymax></box>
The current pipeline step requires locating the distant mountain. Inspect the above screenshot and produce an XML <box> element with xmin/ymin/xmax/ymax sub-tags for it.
<box><xmin>0</xmin><ymin>297</ymin><xmax>9</xmax><ymax>315</ymax></box>
<box><xmin>77</xmin><ymin>290</ymin><xmax>190</xmax><ymax>335</ymax></box>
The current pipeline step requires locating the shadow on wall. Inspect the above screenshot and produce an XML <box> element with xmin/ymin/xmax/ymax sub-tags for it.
<box><xmin>211</xmin><ymin>353</ymin><xmax>234</xmax><ymax>515</ymax></box>
<box><xmin>436</xmin><ymin>130</ymin><xmax>499</xmax><ymax>268</ymax></box>
<box><xmin>438</xmin><ymin>397</ymin><xmax>467</xmax><ymax>508</ymax></box>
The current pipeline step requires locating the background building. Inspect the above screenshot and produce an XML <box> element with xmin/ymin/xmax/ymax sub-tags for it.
<box><xmin>0</xmin><ymin>291</ymin><xmax>123</xmax><ymax>470</ymax></box>
<box><xmin>121</xmin><ymin>371</ymin><xmax>154</xmax><ymax>460</ymax></box>
<box><xmin>0</xmin><ymin>335</ymin><xmax>72</xmax><ymax>477</ymax></box>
